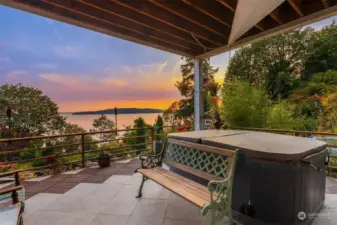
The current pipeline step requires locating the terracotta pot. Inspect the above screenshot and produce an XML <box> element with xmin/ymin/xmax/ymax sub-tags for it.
<box><xmin>98</xmin><ymin>154</ymin><xmax>110</xmax><ymax>168</ymax></box>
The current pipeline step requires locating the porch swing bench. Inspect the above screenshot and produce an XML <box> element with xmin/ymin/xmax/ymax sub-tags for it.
<box><xmin>136</xmin><ymin>138</ymin><xmax>239</xmax><ymax>225</ymax></box>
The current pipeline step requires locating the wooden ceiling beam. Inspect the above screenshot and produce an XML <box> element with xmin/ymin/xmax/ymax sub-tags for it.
<box><xmin>270</xmin><ymin>10</ymin><xmax>283</xmax><ymax>25</ymax></box>
<box><xmin>110</xmin><ymin>0</ymin><xmax>226</xmax><ymax>47</ymax></box>
<box><xmin>181</xmin><ymin>0</ymin><xmax>233</xmax><ymax>28</ymax></box>
<box><xmin>78</xmin><ymin>0</ymin><xmax>204</xmax><ymax>49</ymax></box>
<box><xmin>216</xmin><ymin>0</ymin><xmax>236</xmax><ymax>12</ymax></box>
<box><xmin>321</xmin><ymin>0</ymin><xmax>330</xmax><ymax>8</ymax></box>
<box><xmin>148</xmin><ymin>0</ymin><xmax>230</xmax><ymax>38</ymax></box>
<box><xmin>287</xmin><ymin>0</ymin><xmax>304</xmax><ymax>17</ymax></box>
<box><xmin>216</xmin><ymin>0</ymin><xmax>267</xmax><ymax>31</ymax></box>
<box><xmin>38</xmin><ymin>0</ymin><xmax>202</xmax><ymax>55</ymax></box>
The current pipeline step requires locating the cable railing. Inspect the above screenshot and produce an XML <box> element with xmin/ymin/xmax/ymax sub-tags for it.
<box><xmin>5</xmin><ymin>125</ymin><xmax>336</xmax><ymax>179</ymax></box>
<box><xmin>0</xmin><ymin>126</ymin><xmax>179</xmax><ymax>178</ymax></box>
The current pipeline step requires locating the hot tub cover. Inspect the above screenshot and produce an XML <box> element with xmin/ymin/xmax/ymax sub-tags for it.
<box><xmin>168</xmin><ymin>130</ymin><xmax>246</xmax><ymax>143</ymax></box>
<box><xmin>201</xmin><ymin>131</ymin><xmax>327</xmax><ymax>161</ymax></box>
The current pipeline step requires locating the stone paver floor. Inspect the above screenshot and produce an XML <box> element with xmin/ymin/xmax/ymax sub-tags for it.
<box><xmin>21</xmin><ymin>158</ymin><xmax>140</xmax><ymax>199</ymax></box>
<box><xmin>5</xmin><ymin>159</ymin><xmax>337</xmax><ymax>224</ymax></box>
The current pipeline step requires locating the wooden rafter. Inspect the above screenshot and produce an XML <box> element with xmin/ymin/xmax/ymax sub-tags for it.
<box><xmin>148</xmin><ymin>0</ymin><xmax>230</xmax><ymax>38</ymax></box>
<box><xmin>321</xmin><ymin>0</ymin><xmax>330</xmax><ymax>8</ymax></box>
<box><xmin>110</xmin><ymin>0</ymin><xmax>225</xmax><ymax>47</ymax></box>
<box><xmin>270</xmin><ymin>10</ymin><xmax>283</xmax><ymax>25</ymax></box>
<box><xmin>39</xmin><ymin>0</ymin><xmax>201</xmax><ymax>55</ymax></box>
<box><xmin>216</xmin><ymin>0</ymin><xmax>236</xmax><ymax>12</ymax></box>
<box><xmin>287</xmin><ymin>0</ymin><xmax>304</xmax><ymax>17</ymax></box>
<box><xmin>181</xmin><ymin>0</ymin><xmax>233</xmax><ymax>28</ymax></box>
<box><xmin>78</xmin><ymin>0</ymin><xmax>202</xmax><ymax>49</ymax></box>
<box><xmin>216</xmin><ymin>0</ymin><xmax>265</xmax><ymax>31</ymax></box>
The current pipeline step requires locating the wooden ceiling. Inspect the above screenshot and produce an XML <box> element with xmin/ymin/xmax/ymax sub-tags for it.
<box><xmin>1</xmin><ymin>0</ymin><xmax>337</xmax><ymax>57</ymax></box>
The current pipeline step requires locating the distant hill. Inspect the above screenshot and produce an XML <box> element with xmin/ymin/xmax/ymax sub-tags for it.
<box><xmin>72</xmin><ymin>108</ymin><xmax>163</xmax><ymax>115</ymax></box>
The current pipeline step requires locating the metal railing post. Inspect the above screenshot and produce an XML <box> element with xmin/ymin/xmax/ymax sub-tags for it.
<box><xmin>151</xmin><ymin>127</ymin><xmax>155</xmax><ymax>153</ymax></box>
<box><xmin>14</xmin><ymin>172</ymin><xmax>20</xmax><ymax>185</ymax></box>
<box><xmin>81</xmin><ymin>134</ymin><xmax>85</xmax><ymax>168</ymax></box>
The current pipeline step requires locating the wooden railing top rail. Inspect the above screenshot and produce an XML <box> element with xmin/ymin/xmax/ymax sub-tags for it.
<box><xmin>231</xmin><ymin>127</ymin><xmax>337</xmax><ymax>137</ymax></box>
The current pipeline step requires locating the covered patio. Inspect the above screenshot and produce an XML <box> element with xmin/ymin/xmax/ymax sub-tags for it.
<box><xmin>2</xmin><ymin>0</ymin><xmax>337</xmax><ymax>225</ymax></box>
<box><xmin>18</xmin><ymin>159</ymin><xmax>337</xmax><ymax>225</ymax></box>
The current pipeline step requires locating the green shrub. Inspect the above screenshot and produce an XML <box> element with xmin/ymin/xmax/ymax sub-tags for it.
<box><xmin>31</xmin><ymin>160</ymin><xmax>47</xmax><ymax>168</ymax></box>
<box><xmin>19</xmin><ymin>150</ymin><xmax>36</xmax><ymax>160</ymax></box>
<box><xmin>267</xmin><ymin>101</ymin><xmax>317</xmax><ymax>131</ymax></box>
<box><xmin>221</xmin><ymin>81</ymin><xmax>270</xmax><ymax>128</ymax></box>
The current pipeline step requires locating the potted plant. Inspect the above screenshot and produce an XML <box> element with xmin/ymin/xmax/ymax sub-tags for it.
<box><xmin>98</xmin><ymin>151</ymin><xmax>110</xmax><ymax>168</ymax></box>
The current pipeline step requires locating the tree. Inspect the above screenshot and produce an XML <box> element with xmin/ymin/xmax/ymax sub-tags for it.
<box><xmin>154</xmin><ymin>115</ymin><xmax>164</xmax><ymax>140</ymax></box>
<box><xmin>172</xmin><ymin>58</ymin><xmax>219</xmax><ymax>122</ymax></box>
<box><xmin>123</xmin><ymin>117</ymin><xmax>150</xmax><ymax>154</ymax></box>
<box><xmin>90</xmin><ymin>114</ymin><xmax>116</xmax><ymax>141</ymax></box>
<box><xmin>226</xmin><ymin>28</ymin><xmax>315</xmax><ymax>100</ymax></box>
<box><xmin>0</xmin><ymin>84</ymin><xmax>66</xmax><ymax>136</ymax></box>
<box><xmin>221</xmin><ymin>81</ymin><xmax>270</xmax><ymax>128</ymax></box>
<box><xmin>303</xmin><ymin>22</ymin><xmax>337</xmax><ymax>80</ymax></box>
<box><xmin>43</xmin><ymin>122</ymin><xmax>96</xmax><ymax>154</ymax></box>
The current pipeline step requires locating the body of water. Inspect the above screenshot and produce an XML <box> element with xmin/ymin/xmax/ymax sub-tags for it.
<box><xmin>61</xmin><ymin>113</ymin><xmax>161</xmax><ymax>131</ymax></box>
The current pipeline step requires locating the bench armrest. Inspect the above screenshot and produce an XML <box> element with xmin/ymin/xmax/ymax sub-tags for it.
<box><xmin>207</xmin><ymin>177</ymin><xmax>230</xmax><ymax>194</ymax></box>
<box><xmin>139</xmin><ymin>153</ymin><xmax>162</xmax><ymax>169</ymax></box>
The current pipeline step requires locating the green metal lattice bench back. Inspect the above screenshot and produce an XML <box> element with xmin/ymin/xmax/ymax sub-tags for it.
<box><xmin>162</xmin><ymin>138</ymin><xmax>235</xmax><ymax>182</ymax></box>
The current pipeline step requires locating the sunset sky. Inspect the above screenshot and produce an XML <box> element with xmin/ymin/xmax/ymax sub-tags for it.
<box><xmin>0</xmin><ymin>5</ymin><xmax>335</xmax><ymax>112</ymax></box>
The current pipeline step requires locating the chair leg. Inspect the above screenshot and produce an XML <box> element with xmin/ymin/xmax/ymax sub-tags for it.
<box><xmin>136</xmin><ymin>176</ymin><xmax>147</xmax><ymax>198</ymax></box>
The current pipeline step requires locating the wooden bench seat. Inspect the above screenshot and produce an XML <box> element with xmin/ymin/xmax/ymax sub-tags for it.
<box><xmin>136</xmin><ymin>137</ymin><xmax>239</xmax><ymax>225</ymax></box>
<box><xmin>138</xmin><ymin>167</ymin><xmax>210</xmax><ymax>208</ymax></box>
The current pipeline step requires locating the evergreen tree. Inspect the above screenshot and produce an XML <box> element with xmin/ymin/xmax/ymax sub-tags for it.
<box><xmin>173</xmin><ymin>58</ymin><xmax>219</xmax><ymax>123</ymax></box>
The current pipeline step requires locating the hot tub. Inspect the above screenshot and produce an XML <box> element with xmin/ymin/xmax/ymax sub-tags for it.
<box><xmin>168</xmin><ymin>130</ymin><xmax>329</xmax><ymax>225</ymax></box>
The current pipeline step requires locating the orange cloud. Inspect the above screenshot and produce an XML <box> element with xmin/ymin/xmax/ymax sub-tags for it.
<box><xmin>37</xmin><ymin>58</ymin><xmax>183</xmax><ymax>112</ymax></box>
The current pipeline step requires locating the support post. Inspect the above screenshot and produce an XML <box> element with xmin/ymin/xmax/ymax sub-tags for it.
<box><xmin>194</xmin><ymin>59</ymin><xmax>204</xmax><ymax>131</ymax></box>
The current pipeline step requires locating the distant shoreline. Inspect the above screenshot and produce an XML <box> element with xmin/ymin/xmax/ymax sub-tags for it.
<box><xmin>69</xmin><ymin>108</ymin><xmax>163</xmax><ymax>115</ymax></box>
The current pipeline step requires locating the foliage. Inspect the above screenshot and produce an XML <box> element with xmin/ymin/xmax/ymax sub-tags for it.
<box><xmin>0</xmin><ymin>84</ymin><xmax>66</xmax><ymax>136</ymax></box>
<box><xmin>171</xmin><ymin>58</ymin><xmax>219</xmax><ymax>122</ymax></box>
<box><xmin>48</xmin><ymin>122</ymin><xmax>97</xmax><ymax>154</ymax></box>
<box><xmin>317</xmin><ymin>106</ymin><xmax>337</xmax><ymax>133</ymax></box>
<box><xmin>291</xmin><ymin>70</ymin><xmax>337</xmax><ymax>101</ymax></box>
<box><xmin>31</xmin><ymin>160</ymin><xmax>47</xmax><ymax>168</ymax></box>
<box><xmin>90</xmin><ymin>114</ymin><xmax>116</xmax><ymax>141</ymax></box>
<box><xmin>303</xmin><ymin>22</ymin><xmax>337</xmax><ymax>80</ymax></box>
<box><xmin>221</xmin><ymin>81</ymin><xmax>270</xmax><ymax>128</ymax></box>
<box><xmin>134</xmin><ymin>117</ymin><xmax>149</xmax><ymax>151</ymax></box>
<box><xmin>0</xmin><ymin>162</ymin><xmax>13</xmax><ymax>173</ymax></box>
<box><xmin>124</xmin><ymin>117</ymin><xmax>150</xmax><ymax>154</ymax></box>
<box><xmin>154</xmin><ymin>115</ymin><xmax>164</xmax><ymax>141</ymax></box>
<box><xmin>266</xmin><ymin>101</ymin><xmax>317</xmax><ymax>131</ymax></box>
<box><xmin>226</xmin><ymin>28</ymin><xmax>315</xmax><ymax>100</ymax></box>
